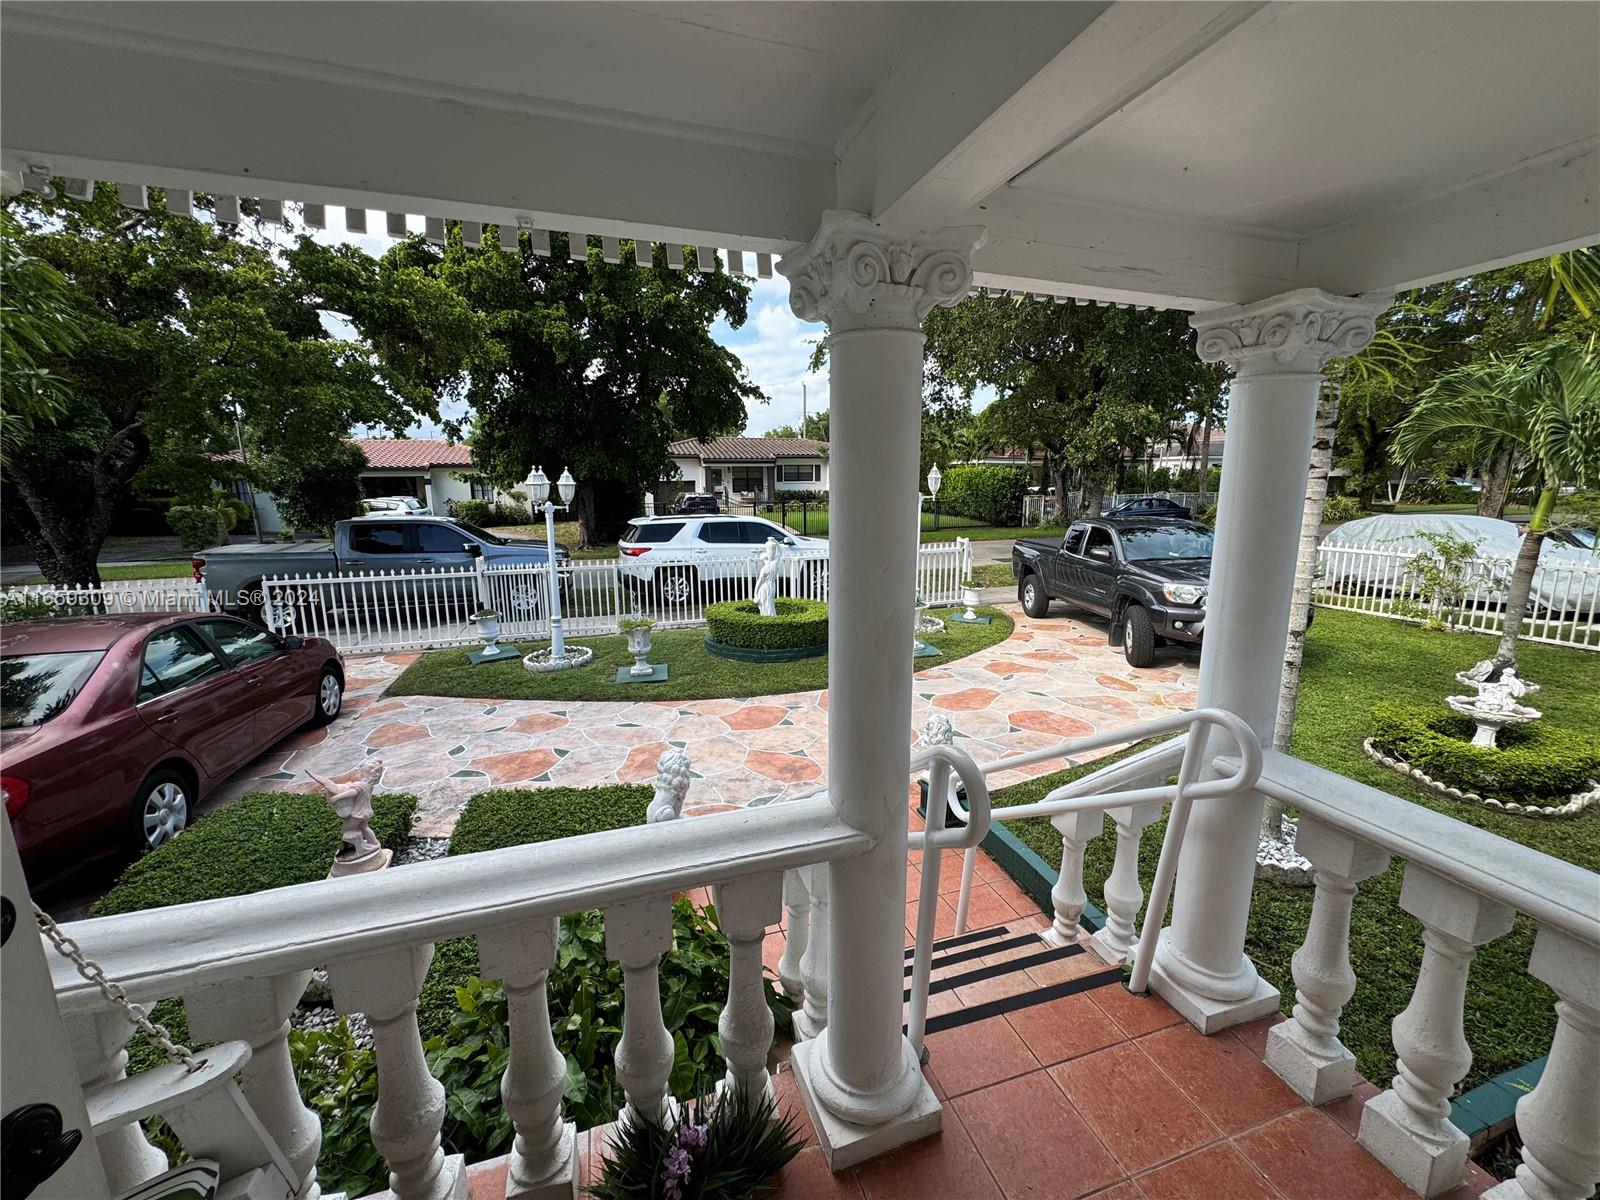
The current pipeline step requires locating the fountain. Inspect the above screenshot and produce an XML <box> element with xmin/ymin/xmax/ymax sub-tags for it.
<box><xmin>1446</xmin><ymin>660</ymin><xmax>1541</xmax><ymax>748</ymax></box>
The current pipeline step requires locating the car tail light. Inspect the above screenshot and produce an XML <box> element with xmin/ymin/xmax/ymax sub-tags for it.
<box><xmin>2</xmin><ymin>776</ymin><xmax>30</xmax><ymax>818</ymax></box>
<box><xmin>621</xmin><ymin>546</ymin><xmax>651</xmax><ymax>557</ymax></box>
<box><xmin>191</xmin><ymin>557</ymin><xmax>205</xmax><ymax>582</ymax></box>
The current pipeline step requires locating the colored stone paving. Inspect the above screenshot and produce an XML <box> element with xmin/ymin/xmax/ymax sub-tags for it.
<box><xmin>214</xmin><ymin>605</ymin><xmax>1200</xmax><ymax>837</ymax></box>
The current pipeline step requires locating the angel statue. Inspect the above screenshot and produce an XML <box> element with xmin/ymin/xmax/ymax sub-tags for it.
<box><xmin>310</xmin><ymin>759</ymin><xmax>390</xmax><ymax>875</ymax></box>
<box><xmin>648</xmin><ymin>749</ymin><xmax>693</xmax><ymax>823</ymax></box>
<box><xmin>753</xmin><ymin>537</ymin><xmax>784</xmax><ymax>617</ymax></box>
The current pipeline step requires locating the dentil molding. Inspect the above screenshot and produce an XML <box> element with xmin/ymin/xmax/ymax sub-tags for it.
<box><xmin>779</xmin><ymin>209</ymin><xmax>986</xmax><ymax>333</ymax></box>
<box><xmin>1191</xmin><ymin>287</ymin><xmax>1392</xmax><ymax>372</ymax></box>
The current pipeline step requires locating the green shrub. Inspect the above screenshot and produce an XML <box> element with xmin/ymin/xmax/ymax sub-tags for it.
<box><xmin>453</xmin><ymin>498</ymin><xmax>494</xmax><ymax>526</ymax></box>
<box><xmin>1195</xmin><ymin>503</ymin><xmax>1219</xmax><ymax>527</ymax></box>
<box><xmin>1323</xmin><ymin>494</ymin><xmax>1362</xmax><ymax>523</ymax></box>
<box><xmin>939</xmin><ymin>465</ymin><xmax>1027</xmax><ymax>526</ymax></box>
<box><xmin>489</xmin><ymin>500</ymin><xmax>532</xmax><ymax>526</ymax></box>
<box><xmin>165</xmin><ymin>504</ymin><xmax>227</xmax><ymax>551</ymax></box>
<box><xmin>213</xmin><ymin>490</ymin><xmax>252</xmax><ymax>530</ymax></box>
<box><xmin>1</xmin><ymin>593</ymin><xmax>58</xmax><ymax>621</ymax></box>
<box><xmin>257</xmin><ymin>440</ymin><xmax>367</xmax><ymax>536</ymax></box>
<box><xmin>775</xmin><ymin>489</ymin><xmax>828</xmax><ymax>506</ymax></box>
<box><xmin>447</xmin><ymin>785</ymin><xmax>650</xmax><ymax>857</ymax></box>
<box><xmin>93</xmin><ymin>791</ymin><xmax>417</xmax><ymax>916</ymax></box>
<box><xmin>704</xmin><ymin>598</ymin><xmax>828</xmax><ymax>650</ymax></box>
<box><xmin>1369</xmin><ymin>702</ymin><xmax>1600</xmax><ymax>805</ymax></box>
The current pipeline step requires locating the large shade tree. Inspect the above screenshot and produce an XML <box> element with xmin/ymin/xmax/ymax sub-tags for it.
<box><xmin>302</xmin><ymin>233</ymin><xmax>761</xmax><ymax>545</ymax></box>
<box><xmin>1390</xmin><ymin>337</ymin><xmax>1600</xmax><ymax>663</ymax></box>
<box><xmin>1</xmin><ymin>187</ymin><xmax>447</xmax><ymax>584</ymax></box>
<box><xmin>923</xmin><ymin>298</ymin><xmax>1215</xmax><ymax>520</ymax></box>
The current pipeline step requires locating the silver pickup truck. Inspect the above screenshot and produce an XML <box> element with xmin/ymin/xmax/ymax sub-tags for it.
<box><xmin>193</xmin><ymin>515</ymin><xmax>568</xmax><ymax>615</ymax></box>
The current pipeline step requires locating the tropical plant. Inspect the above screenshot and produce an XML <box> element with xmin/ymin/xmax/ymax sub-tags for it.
<box><xmin>0</xmin><ymin>212</ymin><xmax>85</xmax><ymax>464</ymax></box>
<box><xmin>1390</xmin><ymin>337</ymin><xmax>1600</xmax><ymax>662</ymax></box>
<box><xmin>1390</xmin><ymin>531</ymin><xmax>1493</xmax><ymax>630</ymax></box>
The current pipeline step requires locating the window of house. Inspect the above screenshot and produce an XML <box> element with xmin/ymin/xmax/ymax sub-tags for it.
<box><xmin>469</xmin><ymin>478</ymin><xmax>495</xmax><ymax>500</ymax></box>
<box><xmin>777</xmin><ymin>463</ymin><xmax>820</xmax><ymax>483</ymax></box>
<box><xmin>731</xmin><ymin>467</ymin><xmax>765</xmax><ymax>493</ymax></box>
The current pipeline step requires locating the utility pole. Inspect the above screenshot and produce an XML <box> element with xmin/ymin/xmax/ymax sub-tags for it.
<box><xmin>234</xmin><ymin>407</ymin><xmax>265</xmax><ymax>543</ymax></box>
<box><xmin>801</xmin><ymin>381</ymin><xmax>808</xmax><ymax>435</ymax></box>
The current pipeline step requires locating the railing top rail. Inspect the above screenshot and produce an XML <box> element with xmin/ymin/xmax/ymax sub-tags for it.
<box><xmin>48</xmin><ymin>795</ymin><xmax>868</xmax><ymax>1015</ymax></box>
<box><xmin>1227</xmin><ymin>749</ymin><xmax>1600</xmax><ymax>947</ymax></box>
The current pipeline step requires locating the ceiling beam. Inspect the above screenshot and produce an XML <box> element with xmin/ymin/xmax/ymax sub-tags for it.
<box><xmin>842</xmin><ymin>2</ymin><xmax>1266</xmax><ymax>231</ymax></box>
<box><xmin>0</xmin><ymin>28</ymin><xmax>831</xmax><ymax>251</ymax></box>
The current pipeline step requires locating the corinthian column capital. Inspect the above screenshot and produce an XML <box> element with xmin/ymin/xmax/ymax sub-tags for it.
<box><xmin>778</xmin><ymin>210</ymin><xmax>986</xmax><ymax>333</ymax></box>
<box><xmin>1191</xmin><ymin>287</ymin><xmax>1392</xmax><ymax>373</ymax></box>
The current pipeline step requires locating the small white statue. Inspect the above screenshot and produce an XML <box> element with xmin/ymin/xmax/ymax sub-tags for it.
<box><xmin>753</xmin><ymin>537</ymin><xmax>783</xmax><ymax>617</ymax></box>
<box><xmin>311</xmin><ymin>760</ymin><xmax>391</xmax><ymax>875</ymax></box>
<box><xmin>922</xmin><ymin>713</ymin><xmax>955</xmax><ymax>747</ymax></box>
<box><xmin>648</xmin><ymin>749</ymin><xmax>693</xmax><ymax>823</ymax></box>
<box><xmin>1477</xmin><ymin>669</ymin><xmax>1534</xmax><ymax>715</ymax></box>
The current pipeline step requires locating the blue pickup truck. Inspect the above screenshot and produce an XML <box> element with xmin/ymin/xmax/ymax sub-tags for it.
<box><xmin>194</xmin><ymin>515</ymin><xmax>568</xmax><ymax>616</ymax></box>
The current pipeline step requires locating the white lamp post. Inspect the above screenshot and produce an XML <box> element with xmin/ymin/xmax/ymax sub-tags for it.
<box><xmin>926</xmin><ymin>464</ymin><xmax>942</xmax><ymax>531</ymax></box>
<box><xmin>522</xmin><ymin>466</ymin><xmax>591</xmax><ymax>671</ymax></box>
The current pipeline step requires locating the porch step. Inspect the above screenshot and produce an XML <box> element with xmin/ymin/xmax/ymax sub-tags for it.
<box><xmin>904</xmin><ymin>921</ymin><xmax>1127</xmax><ymax>1039</ymax></box>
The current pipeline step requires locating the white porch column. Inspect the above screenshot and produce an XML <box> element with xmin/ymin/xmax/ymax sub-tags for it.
<box><xmin>778</xmin><ymin>210</ymin><xmax>983</xmax><ymax>1172</ymax></box>
<box><xmin>1151</xmin><ymin>288</ymin><xmax>1389</xmax><ymax>1033</ymax></box>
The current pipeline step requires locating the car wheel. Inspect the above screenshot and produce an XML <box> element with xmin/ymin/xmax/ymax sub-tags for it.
<box><xmin>1019</xmin><ymin>573</ymin><xmax>1050</xmax><ymax>618</ymax></box>
<box><xmin>312</xmin><ymin>666</ymin><xmax>343</xmax><ymax>725</ymax></box>
<box><xmin>1122</xmin><ymin>604</ymin><xmax>1156</xmax><ymax>668</ymax></box>
<box><xmin>130</xmin><ymin>768</ymin><xmax>190</xmax><ymax>855</ymax></box>
<box><xmin>657</xmin><ymin>568</ymin><xmax>697</xmax><ymax>606</ymax></box>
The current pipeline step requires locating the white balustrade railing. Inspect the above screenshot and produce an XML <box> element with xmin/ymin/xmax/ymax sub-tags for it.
<box><xmin>46</xmin><ymin>796</ymin><xmax>871</xmax><ymax>1200</ymax></box>
<box><xmin>1313</xmin><ymin>545</ymin><xmax>1600</xmax><ymax>651</ymax></box>
<box><xmin>1</xmin><ymin>578</ymin><xmax>210</xmax><ymax>615</ymax></box>
<box><xmin>1222</xmin><ymin>750</ymin><xmax>1600</xmax><ymax>1200</ymax></box>
<box><xmin>260</xmin><ymin>543</ymin><xmax>968</xmax><ymax>654</ymax></box>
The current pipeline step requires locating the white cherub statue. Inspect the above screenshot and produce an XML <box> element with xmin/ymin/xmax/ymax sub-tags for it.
<box><xmin>311</xmin><ymin>759</ymin><xmax>390</xmax><ymax>874</ymax></box>
<box><xmin>647</xmin><ymin>749</ymin><xmax>693</xmax><ymax>823</ymax></box>
<box><xmin>753</xmin><ymin>537</ymin><xmax>783</xmax><ymax>617</ymax></box>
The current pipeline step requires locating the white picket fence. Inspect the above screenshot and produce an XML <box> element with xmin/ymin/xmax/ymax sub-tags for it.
<box><xmin>260</xmin><ymin>542</ymin><xmax>971</xmax><ymax>654</ymax></box>
<box><xmin>1312</xmin><ymin>545</ymin><xmax>1600</xmax><ymax>650</ymax></box>
<box><xmin>0</xmin><ymin>578</ymin><xmax>210</xmax><ymax>616</ymax></box>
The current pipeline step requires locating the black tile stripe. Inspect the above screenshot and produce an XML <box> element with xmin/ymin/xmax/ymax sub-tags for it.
<box><xmin>903</xmin><ymin>932</ymin><xmax>1043</xmax><ymax>978</ymax></box>
<box><xmin>902</xmin><ymin>944</ymin><xmax>1085</xmax><ymax>1003</ymax></box>
<box><xmin>916</xmin><ymin>968</ymin><xmax>1128</xmax><ymax>1037</ymax></box>
<box><xmin>903</xmin><ymin>924</ymin><xmax>1011</xmax><ymax>960</ymax></box>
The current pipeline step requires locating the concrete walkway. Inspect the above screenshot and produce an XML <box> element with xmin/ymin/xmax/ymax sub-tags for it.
<box><xmin>213</xmin><ymin>603</ymin><xmax>1199</xmax><ymax>837</ymax></box>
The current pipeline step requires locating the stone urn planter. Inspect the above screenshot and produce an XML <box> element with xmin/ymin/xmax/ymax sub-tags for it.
<box><xmin>961</xmin><ymin>583</ymin><xmax>982</xmax><ymax>619</ymax></box>
<box><xmin>469</xmin><ymin>608</ymin><xmax>513</xmax><ymax>664</ymax></box>
<box><xmin>616</xmin><ymin>618</ymin><xmax>667</xmax><ymax>682</ymax></box>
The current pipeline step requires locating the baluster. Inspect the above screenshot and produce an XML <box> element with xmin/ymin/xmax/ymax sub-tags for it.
<box><xmin>326</xmin><ymin>945</ymin><xmax>467</xmax><ymax>1200</ymax></box>
<box><xmin>793</xmin><ymin>863</ymin><xmax>830</xmax><ymax>1040</ymax></box>
<box><xmin>187</xmin><ymin>971</ymin><xmax>323</xmax><ymax>1199</ymax></box>
<box><xmin>712</xmin><ymin>873</ymin><xmax>784</xmax><ymax>1102</ymax></box>
<box><xmin>65</xmin><ymin>1010</ymin><xmax>170</xmax><ymax>1193</ymax></box>
<box><xmin>477</xmin><ymin>918</ymin><xmax>576</xmax><ymax>1200</ymax></box>
<box><xmin>604</xmin><ymin>897</ymin><xmax>677</xmax><ymax>1127</ymax></box>
<box><xmin>1042</xmin><ymin>810</ymin><xmax>1102</xmax><ymax>949</ymax></box>
<box><xmin>1358</xmin><ymin>866</ymin><xmax>1513</xmax><ymax>1197</ymax></box>
<box><xmin>778</xmin><ymin>870</ymin><xmax>811</xmax><ymax>1003</ymax></box>
<box><xmin>1262</xmin><ymin>817</ymin><xmax>1390</xmax><ymax>1103</ymax></box>
<box><xmin>1089</xmin><ymin>801</ymin><xmax>1163</xmax><ymax>965</ymax></box>
<box><xmin>1483</xmin><ymin>927</ymin><xmax>1600</xmax><ymax>1200</ymax></box>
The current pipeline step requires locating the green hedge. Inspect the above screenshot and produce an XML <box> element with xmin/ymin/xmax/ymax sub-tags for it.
<box><xmin>939</xmin><ymin>465</ymin><xmax>1027</xmax><ymax>526</ymax></box>
<box><xmin>1369</xmin><ymin>702</ymin><xmax>1600</xmax><ymax>806</ymax></box>
<box><xmin>447</xmin><ymin>785</ymin><xmax>650</xmax><ymax>857</ymax></box>
<box><xmin>92</xmin><ymin>791</ymin><xmax>416</xmax><ymax>917</ymax></box>
<box><xmin>704</xmin><ymin>598</ymin><xmax>828</xmax><ymax>650</ymax></box>
<box><xmin>453</xmin><ymin>498</ymin><xmax>494</xmax><ymax>525</ymax></box>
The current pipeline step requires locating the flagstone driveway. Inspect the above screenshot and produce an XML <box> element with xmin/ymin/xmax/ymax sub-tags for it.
<box><xmin>212</xmin><ymin>605</ymin><xmax>1199</xmax><ymax>836</ymax></box>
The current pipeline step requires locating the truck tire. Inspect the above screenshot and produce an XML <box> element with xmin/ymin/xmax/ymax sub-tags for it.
<box><xmin>1019</xmin><ymin>572</ymin><xmax>1050</xmax><ymax>618</ymax></box>
<box><xmin>1122</xmin><ymin>604</ymin><xmax>1156</xmax><ymax>668</ymax></box>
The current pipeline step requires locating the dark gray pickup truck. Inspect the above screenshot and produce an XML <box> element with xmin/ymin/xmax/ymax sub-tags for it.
<box><xmin>1012</xmin><ymin>517</ymin><xmax>1213</xmax><ymax>667</ymax></box>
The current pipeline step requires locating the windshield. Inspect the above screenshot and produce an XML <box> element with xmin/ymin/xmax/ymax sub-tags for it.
<box><xmin>1</xmin><ymin>651</ymin><xmax>105</xmax><ymax>729</ymax></box>
<box><xmin>1120</xmin><ymin>526</ymin><xmax>1213</xmax><ymax>562</ymax></box>
<box><xmin>451</xmin><ymin>519</ymin><xmax>509</xmax><ymax>546</ymax></box>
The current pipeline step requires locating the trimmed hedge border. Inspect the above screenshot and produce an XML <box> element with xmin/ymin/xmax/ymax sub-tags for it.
<box><xmin>703</xmin><ymin>598</ymin><xmax>828</xmax><ymax>651</ymax></box>
<box><xmin>705</xmin><ymin>638</ymin><xmax>826</xmax><ymax>662</ymax></box>
<box><xmin>1362</xmin><ymin>738</ymin><xmax>1600</xmax><ymax>819</ymax></box>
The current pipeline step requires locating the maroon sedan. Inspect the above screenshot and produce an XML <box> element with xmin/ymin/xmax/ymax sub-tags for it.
<box><xmin>2</xmin><ymin>613</ymin><xmax>345</xmax><ymax>887</ymax></box>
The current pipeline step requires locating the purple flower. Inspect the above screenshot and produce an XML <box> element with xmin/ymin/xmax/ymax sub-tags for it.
<box><xmin>661</xmin><ymin>1145</ymin><xmax>692</xmax><ymax>1200</ymax></box>
<box><xmin>678</xmin><ymin>1122</ymin><xmax>708</xmax><ymax>1153</ymax></box>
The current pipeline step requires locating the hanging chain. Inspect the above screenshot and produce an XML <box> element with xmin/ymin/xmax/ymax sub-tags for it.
<box><xmin>33</xmin><ymin>903</ymin><xmax>202</xmax><ymax>1072</ymax></box>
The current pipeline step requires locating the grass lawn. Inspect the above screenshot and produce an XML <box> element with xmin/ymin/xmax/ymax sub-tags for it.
<box><xmin>385</xmin><ymin>606</ymin><xmax>1013</xmax><ymax>702</ymax></box>
<box><xmin>776</xmin><ymin>508</ymin><xmax>987</xmax><ymax>538</ymax></box>
<box><xmin>22</xmin><ymin>561</ymin><xmax>198</xmax><ymax>584</ymax></box>
<box><xmin>972</xmin><ymin>562</ymin><xmax>1016</xmax><ymax>588</ymax></box>
<box><xmin>486</xmin><ymin>520</ymin><xmax>618</xmax><ymax>558</ymax></box>
<box><xmin>990</xmin><ymin>609</ymin><xmax>1599</xmax><ymax>1092</ymax></box>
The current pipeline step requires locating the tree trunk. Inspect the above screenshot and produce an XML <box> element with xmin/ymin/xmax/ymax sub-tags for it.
<box><xmin>1496</xmin><ymin>485</ymin><xmax>1556</xmax><ymax>663</ymax></box>
<box><xmin>571</xmin><ymin>480</ymin><xmax>639</xmax><ymax>547</ymax></box>
<box><xmin>1267</xmin><ymin>380</ymin><xmax>1340</xmax><ymax>842</ymax></box>
<box><xmin>7</xmin><ymin>467</ymin><xmax>109</xmax><ymax>587</ymax></box>
<box><xmin>1477</xmin><ymin>447</ymin><xmax>1515</xmax><ymax>518</ymax></box>
<box><xmin>1196</xmin><ymin>414</ymin><xmax>1212</xmax><ymax>508</ymax></box>
<box><xmin>1082</xmin><ymin>479</ymin><xmax>1106</xmax><ymax>518</ymax></box>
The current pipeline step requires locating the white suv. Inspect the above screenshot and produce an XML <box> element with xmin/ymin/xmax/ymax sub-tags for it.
<box><xmin>618</xmin><ymin>514</ymin><xmax>825</xmax><ymax>603</ymax></box>
<box><xmin>362</xmin><ymin>495</ymin><xmax>431</xmax><ymax>516</ymax></box>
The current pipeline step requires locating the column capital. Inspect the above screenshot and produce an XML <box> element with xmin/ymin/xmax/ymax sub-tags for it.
<box><xmin>1190</xmin><ymin>287</ymin><xmax>1391</xmax><ymax>373</ymax></box>
<box><xmin>778</xmin><ymin>209</ymin><xmax>986</xmax><ymax>333</ymax></box>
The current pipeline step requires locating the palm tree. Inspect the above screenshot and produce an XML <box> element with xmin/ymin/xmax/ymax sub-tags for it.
<box><xmin>1390</xmin><ymin>337</ymin><xmax>1600</xmax><ymax>663</ymax></box>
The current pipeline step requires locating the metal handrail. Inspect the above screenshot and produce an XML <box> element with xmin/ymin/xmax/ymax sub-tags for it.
<box><xmin>903</xmin><ymin>707</ymin><xmax>1262</xmax><ymax>1055</ymax></box>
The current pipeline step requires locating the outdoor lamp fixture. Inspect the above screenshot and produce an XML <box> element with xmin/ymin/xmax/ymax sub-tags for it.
<box><xmin>521</xmin><ymin>465</ymin><xmax>594</xmax><ymax>673</ymax></box>
<box><xmin>927</xmin><ymin>464</ymin><xmax>943</xmax><ymax>531</ymax></box>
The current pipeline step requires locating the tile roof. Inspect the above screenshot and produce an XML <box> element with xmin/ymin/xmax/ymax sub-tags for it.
<box><xmin>668</xmin><ymin>437</ymin><xmax>826</xmax><ymax>462</ymax></box>
<box><xmin>353</xmin><ymin>438</ymin><xmax>474</xmax><ymax>469</ymax></box>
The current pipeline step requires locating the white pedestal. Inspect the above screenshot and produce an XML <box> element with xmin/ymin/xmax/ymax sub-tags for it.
<box><xmin>1148</xmin><ymin>929</ymin><xmax>1280</xmax><ymax>1034</ymax></box>
<box><xmin>1264</xmin><ymin>1020</ymin><xmax>1355</xmax><ymax>1106</ymax></box>
<box><xmin>1359</xmin><ymin>1091</ymin><xmax>1468</xmax><ymax>1199</ymax></box>
<box><xmin>789</xmin><ymin>1038</ymin><xmax>942</xmax><ymax>1172</ymax></box>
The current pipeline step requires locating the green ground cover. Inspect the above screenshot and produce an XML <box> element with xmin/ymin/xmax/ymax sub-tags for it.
<box><xmin>384</xmin><ymin>606</ymin><xmax>1013</xmax><ymax>702</ymax></box>
<box><xmin>22</xmin><ymin>560</ymin><xmax>198</xmax><ymax>583</ymax></box>
<box><xmin>989</xmin><ymin>609</ymin><xmax>1599</xmax><ymax>1093</ymax></box>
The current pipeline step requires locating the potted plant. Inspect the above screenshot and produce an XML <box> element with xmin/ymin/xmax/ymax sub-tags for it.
<box><xmin>619</xmin><ymin>615</ymin><xmax>657</xmax><ymax>677</ymax></box>
<box><xmin>960</xmin><ymin>578</ymin><xmax>982</xmax><ymax>619</ymax></box>
<box><xmin>472</xmin><ymin>607</ymin><xmax>505</xmax><ymax>657</ymax></box>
